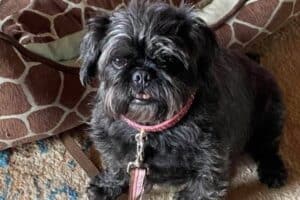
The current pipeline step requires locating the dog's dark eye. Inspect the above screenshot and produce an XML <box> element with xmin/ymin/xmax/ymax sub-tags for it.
<box><xmin>158</xmin><ymin>56</ymin><xmax>179</xmax><ymax>69</ymax></box>
<box><xmin>157</xmin><ymin>55</ymin><xmax>184</xmax><ymax>74</ymax></box>
<box><xmin>112</xmin><ymin>57</ymin><xmax>128</xmax><ymax>69</ymax></box>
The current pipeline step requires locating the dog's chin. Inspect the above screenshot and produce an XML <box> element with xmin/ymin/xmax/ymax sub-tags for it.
<box><xmin>124</xmin><ymin>98</ymin><xmax>166</xmax><ymax>125</ymax></box>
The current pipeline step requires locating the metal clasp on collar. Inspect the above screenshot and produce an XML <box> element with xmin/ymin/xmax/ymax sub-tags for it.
<box><xmin>127</xmin><ymin>129</ymin><xmax>149</xmax><ymax>173</ymax></box>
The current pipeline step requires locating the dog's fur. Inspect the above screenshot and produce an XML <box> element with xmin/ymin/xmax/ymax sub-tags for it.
<box><xmin>80</xmin><ymin>1</ymin><xmax>287</xmax><ymax>199</ymax></box>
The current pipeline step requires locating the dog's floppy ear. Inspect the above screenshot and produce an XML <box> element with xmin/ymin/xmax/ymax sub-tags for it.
<box><xmin>188</xmin><ymin>17</ymin><xmax>219</xmax><ymax>73</ymax></box>
<box><xmin>80</xmin><ymin>14</ymin><xmax>110</xmax><ymax>86</ymax></box>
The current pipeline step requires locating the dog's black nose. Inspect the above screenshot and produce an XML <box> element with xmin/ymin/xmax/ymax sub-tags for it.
<box><xmin>132</xmin><ymin>70</ymin><xmax>152</xmax><ymax>87</ymax></box>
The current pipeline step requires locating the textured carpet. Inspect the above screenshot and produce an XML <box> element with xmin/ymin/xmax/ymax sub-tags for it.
<box><xmin>0</xmin><ymin>135</ymin><xmax>90</xmax><ymax>200</ymax></box>
<box><xmin>0</xmin><ymin>16</ymin><xmax>300</xmax><ymax>200</ymax></box>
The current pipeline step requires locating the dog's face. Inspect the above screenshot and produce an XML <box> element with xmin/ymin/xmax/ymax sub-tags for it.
<box><xmin>80</xmin><ymin>1</ymin><xmax>218</xmax><ymax>124</ymax></box>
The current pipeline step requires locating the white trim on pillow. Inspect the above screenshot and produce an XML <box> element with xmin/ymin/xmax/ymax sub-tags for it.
<box><xmin>24</xmin><ymin>30</ymin><xmax>84</xmax><ymax>66</ymax></box>
<box><xmin>196</xmin><ymin>0</ymin><xmax>242</xmax><ymax>26</ymax></box>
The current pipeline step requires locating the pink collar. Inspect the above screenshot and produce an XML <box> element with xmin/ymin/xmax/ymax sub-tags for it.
<box><xmin>121</xmin><ymin>94</ymin><xmax>195</xmax><ymax>132</ymax></box>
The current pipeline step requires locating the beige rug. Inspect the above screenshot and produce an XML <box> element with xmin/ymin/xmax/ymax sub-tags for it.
<box><xmin>1</xmin><ymin>15</ymin><xmax>300</xmax><ymax>200</ymax></box>
<box><xmin>0</xmin><ymin>135</ymin><xmax>89</xmax><ymax>200</ymax></box>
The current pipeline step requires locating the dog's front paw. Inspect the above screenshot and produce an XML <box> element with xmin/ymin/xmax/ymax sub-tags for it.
<box><xmin>87</xmin><ymin>183</ymin><xmax>119</xmax><ymax>200</ymax></box>
<box><xmin>87</xmin><ymin>174</ymin><xmax>124</xmax><ymax>200</ymax></box>
<box><xmin>87</xmin><ymin>184</ymin><xmax>107</xmax><ymax>200</ymax></box>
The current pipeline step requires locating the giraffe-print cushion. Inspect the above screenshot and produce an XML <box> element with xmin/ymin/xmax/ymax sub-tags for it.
<box><xmin>0</xmin><ymin>37</ymin><xmax>97</xmax><ymax>150</ymax></box>
<box><xmin>0</xmin><ymin>0</ymin><xmax>299</xmax><ymax>150</ymax></box>
<box><xmin>0</xmin><ymin>0</ymin><xmax>207</xmax><ymax>45</ymax></box>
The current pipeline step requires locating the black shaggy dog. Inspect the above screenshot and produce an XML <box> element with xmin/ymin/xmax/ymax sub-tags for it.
<box><xmin>80</xmin><ymin>1</ymin><xmax>287</xmax><ymax>199</ymax></box>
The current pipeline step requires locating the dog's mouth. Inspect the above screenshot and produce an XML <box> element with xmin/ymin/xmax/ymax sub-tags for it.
<box><xmin>132</xmin><ymin>92</ymin><xmax>153</xmax><ymax>104</ymax></box>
